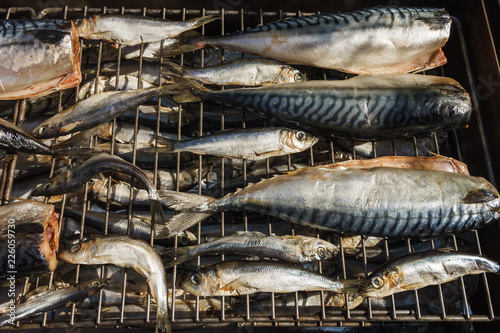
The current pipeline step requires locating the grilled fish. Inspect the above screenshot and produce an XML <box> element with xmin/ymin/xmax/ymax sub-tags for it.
<box><xmin>0</xmin><ymin>19</ymin><xmax>80</xmax><ymax>100</ymax></box>
<box><xmin>31</xmin><ymin>154</ymin><xmax>167</xmax><ymax>225</ymax></box>
<box><xmin>163</xmin><ymin>7</ymin><xmax>450</xmax><ymax>74</ymax></box>
<box><xmin>76</xmin><ymin>14</ymin><xmax>218</xmax><ymax>46</ymax></box>
<box><xmin>163</xmin><ymin>231</ymin><xmax>338</xmax><ymax>267</ymax></box>
<box><xmin>163</xmin><ymin>167</ymin><xmax>500</xmax><ymax>239</ymax></box>
<box><xmin>180</xmin><ymin>260</ymin><xmax>358</xmax><ymax>296</ymax></box>
<box><xmin>163</xmin><ymin>58</ymin><xmax>304</xmax><ymax>86</ymax></box>
<box><xmin>0</xmin><ymin>278</ymin><xmax>107</xmax><ymax>327</ymax></box>
<box><xmin>174</xmin><ymin>74</ymin><xmax>471</xmax><ymax>139</ymax></box>
<box><xmin>154</xmin><ymin>127</ymin><xmax>318</xmax><ymax>160</ymax></box>
<box><xmin>359</xmin><ymin>250</ymin><xmax>500</xmax><ymax>298</ymax></box>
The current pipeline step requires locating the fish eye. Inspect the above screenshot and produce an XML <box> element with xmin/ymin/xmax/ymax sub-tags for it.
<box><xmin>317</xmin><ymin>247</ymin><xmax>327</xmax><ymax>258</ymax></box>
<box><xmin>296</xmin><ymin>131</ymin><xmax>306</xmax><ymax>141</ymax></box>
<box><xmin>42</xmin><ymin>182</ymin><xmax>53</xmax><ymax>192</ymax></box>
<box><xmin>294</xmin><ymin>72</ymin><xmax>303</xmax><ymax>81</ymax></box>
<box><xmin>38</xmin><ymin>125</ymin><xmax>48</xmax><ymax>136</ymax></box>
<box><xmin>370</xmin><ymin>276</ymin><xmax>384</xmax><ymax>289</ymax></box>
<box><xmin>181</xmin><ymin>117</ymin><xmax>190</xmax><ymax>125</ymax></box>
<box><xmin>74</xmin><ymin>18</ymin><xmax>83</xmax><ymax>26</ymax></box>
<box><xmin>178</xmin><ymin>233</ymin><xmax>189</xmax><ymax>246</ymax></box>
<box><xmin>71</xmin><ymin>243</ymin><xmax>81</xmax><ymax>253</ymax></box>
<box><xmin>91</xmin><ymin>281</ymin><xmax>100</xmax><ymax>287</ymax></box>
<box><xmin>190</xmin><ymin>273</ymin><xmax>202</xmax><ymax>285</ymax></box>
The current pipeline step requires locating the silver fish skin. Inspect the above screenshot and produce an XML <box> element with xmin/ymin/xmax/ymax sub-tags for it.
<box><xmin>77</xmin><ymin>75</ymin><xmax>157</xmax><ymax>101</ymax></box>
<box><xmin>167</xmin><ymin>7</ymin><xmax>450</xmax><ymax>74</ymax></box>
<box><xmin>164</xmin><ymin>58</ymin><xmax>305</xmax><ymax>86</ymax></box>
<box><xmin>33</xmin><ymin>85</ymin><xmax>173</xmax><ymax>139</ymax></box>
<box><xmin>359</xmin><ymin>250</ymin><xmax>500</xmax><ymax>298</ymax></box>
<box><xmin>0</xmin><ymin>278</ymin><xmax>107</xmax><ymax>327</ymax></box>
<box><xmin>179</xmin><ymin>74</ymin><xmax>471</xmax><ymax>139</ymax></box>
<box><xmin>31</xmin><ymin>154</ymin><xmax>167</xmax><ymax>225</ymax></box>
<box><xmin>180</xmin><ymin>260</ymin><xmax>358</xmax><ymax>296</ymax></box>
<box><xmin>76</xmin><ymin>14</ymin><xmax>218</xmax><ymax>46</ymax></box>
<box><xmin>0</xmin><ymin>19</ymin><xmax>81</xmax><ymax>100</ymax></box>
<box><xmin>162</xmin><ymin>231</ymin><xmax>339</xmax><ymax>267</ymax></box>
<box><xmin>157</xmin><ymin>127</ymin><xmax>318</xmax><ymax>161</ymax></box>
<box><xmin>58</xmin><ymin>235</ymin><xmax>169</xmax><ymax>333</ymax></box>
<box><xmin>163</xmin><ymin>167</ymin><xmax>500</xmax><ymax>239</ymax></box>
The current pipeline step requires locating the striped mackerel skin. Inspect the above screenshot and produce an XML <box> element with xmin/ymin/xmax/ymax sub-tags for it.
<box><xmin>195</xmin><ymin>74</ymin><xmax>472</xmax><ymax>139</ymax></box>
<box><xmin>208</xmin><ymin>167</ymin><xmax>500</xmax><ymax>239</ymax></box>
<box><xmin>202</xmin><ymin>7</ymin><xmax>450</xmax><ymax>74</ymax></box>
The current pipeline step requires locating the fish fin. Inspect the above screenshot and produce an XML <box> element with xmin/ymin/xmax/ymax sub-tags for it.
<box><xmin>253</xmin><ymin>150</ymin><xmax>284</xmax><ymax>158</ymax></box>
<box><xmin>142</xmin><ymin>137</ymin><xmax>178</xmax><ymax>153</ymax></box>
<box><xmin>153</xmin><ymin>32</ymin><xmax>205</xmax><ymax>58</ymax></box>
<box><xmin>162</xmin><ymin>246</ymin><xmax>191</xmax><ymax>268</ymax></box>
<box><xmin>434</xmin><ymin>247</ymin><xmax>456</xmax><ymax>253</ymax></box>
<box><xmin>159</xmin><ymin>190</ymin><xmax>214</xmax><ymax>211</ymax></box>
<box><xmin>150</xmin><ymin>198</ymin><xmax>168</xmax><ymax>224</ymax></box>
<box><xmin>156</xmin><ymin>309</ymin><xmax>171</xmax><ymax>333</ymax></box>
<box><xmin>168</xmin><ymin>78</ymin><xmax>209</xmax><ymax>104</ymax></box>
<box><xmin>234</xmin><ymin>230</ymin><xmax>265</xmax><ymax>236</ymax></box>
<box><xmin>462</xmin><ymin>188</ymin><xmax>499</xmax><ymax>204</ymax></box>
<box><xmin>186</xmin><ymin>15</ymin><xmax>220</xmax><ymax>29</ymax></box>
<box><xmin>164</xmin><ymin>212</ymin><xmax>213</xmax><ymax>236</ymax></box>
<box><xmin>339</xmin><ymin>279</ymin><xmax>363</xmax><ymax>294</ymax></box>
<box><xmin>162</xmin><ymin>61</ymin><xmax>185</xmax><ymax>78</ymax></box>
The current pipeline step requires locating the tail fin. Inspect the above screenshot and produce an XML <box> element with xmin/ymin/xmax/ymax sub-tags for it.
<box><xmin>170</xmin><ymin>78</ymin><xmax>208</xmax><ymax>104</ymax></box>
<box><xmin>162</xmin><ymin>246</ymin><xmax>192</xmax><ymax>268</ymax></box>
<box><xmin>154</xmin><ymin>32</ymin><xmax>205</xmax><ymax>58</ymax></box>
<box><xmin>142</xmin><ymin>136</ymin><xmax>178</xmax><ymax>154</ymax></box>
<box><xmin>156</xmin><ymin>309</ymin><xmax>171</xmax><ymax>333</ymax></box>
<box><xmin>159</xmin><ymin>190</ymin><xmax>214</xmax><ymax>211</ymax></box>
<box><xmin>162</xmin><ymin>61</ymin><xmax>185</xmax><ymax>78</ymax></box>
<box><xmin>150</xmin><ymin>198</ymin><xmax>168</xmax><ymax>225</ymax></box>
<box><xmin>165</xmin><ymin>212</ymin><xmax>213</xmax><ymax>235</ymax></box>
<box><xmin>187</xmin><ymin>15</ymin><xmax>220</xmax><ymax>29</ymax></box>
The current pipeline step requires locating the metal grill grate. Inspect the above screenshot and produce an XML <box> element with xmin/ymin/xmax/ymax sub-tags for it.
<box><xmin>1</xmin><ymin>4</ymin><xmax>499</xmax><ymax>330</ymax></box>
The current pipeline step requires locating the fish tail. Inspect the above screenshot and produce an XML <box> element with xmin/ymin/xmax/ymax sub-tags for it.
<box><xmin>162</xmin><ymin>61</ymin><xmax>185</xmax><ymax>78</ymax></box>
<box><xmin>170</xmin><ymin>78</ymin><xmax>209</xmax><ymax>103</ymax></box>
<box><xmin>142</xmin><ymin>137</ymin><xmax>178</xmax><ymax>154</ymax></box>
<box><xmin>153</xmin><ymin>33</ymin><xmax>205</xmax><ymax>58</ymax></box>
<box><xmin>53</xmin><ymin>147</ymin><xmax>102</xmax><ymax>158</ymax></box>
<box><xmin>160</xmin><ymin>190</ymin><xmax>214</xmax><ymax>211</ymax></box>
<box><xmin>186</xmin><ymin>15</ymin><xmax>220</xmax><ymax>29</ymax></box>
<box><xmin>156</xmin><ymin>309</ymin><xmax>171</xmax><ymax>333</ymax></box>
<box><xmin>150</xmin><ymin>198</ymin><xmax>168</xmax><ymax>225</ymax></box>
<box><xmin>162</xmin><ymin>246</ymin><xmax>191</xmax><ymax>268</ymax></box>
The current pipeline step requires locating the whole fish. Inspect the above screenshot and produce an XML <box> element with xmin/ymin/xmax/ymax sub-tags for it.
<box><xmin>162</xmin><ymin>231</ymin><xmax>339</xmax><ymax>267</ymax></box>
<box><xmin>155</xmin><ymin>127</ymin><xmax>318</xmax><ymax>160</ymax></box>
<box><xmin>163</xmin><ymin>58</ymin><xmax>305</xmax><ymax>86</ymax></box>
<box><xmin>163</xmin><ymin>7</ymin><xmax>450</xmax><ymax>74</ymax></box>
<box><xmin>180</xmin><ymin>260</ymin><xmax>358</xmax><ymax>296</ymax></box>
<box><xmin>58</xmin><ymin>235</ymin><xmax>169</xmax><ymax>332</ymax></box>
<box><xmin>0</xmin><ymin>202</ymin><xmax>59</xmax><ymax>279</ymax></box>
<box><xmin>162</xmin><ymin>167</ymin><xmax>500</xmax><ymax>239</ymax></box>
<box><xmin>0</xmin><ymin>278</ymin><xmax>107</xmax><ymax>327</ymax></box>
<box><xmin>31</xmin><ymin>154</ymin><xmax>167</xmax><ymax>225</ymax></box>
<box><xmin>33</xmin><ymin>85</ymin><xmax>175</xmax><ymax>139</ymax></box>
<box><xmin>174</xmin><ymin>74</ymin><xmax>472</xmax><ymax>139</ymax></box>
<box><xmin>77</xmin><ymin>75</ymin><xmax>157</xmax><ymax>100</ymax></box>
<box><xmin>0</xmin><ymin>19</ymin><xmax>81</xmax><ymax>100</ymax></box>
<box><xmin>76</xmin><ymin>14</ymin><xmax>218</xmax><ymax>46</ymax></box>
<box><xmin>359</xmin><ymin>250</ymin><xmax>500</xmax><ymax>298</ymax></box>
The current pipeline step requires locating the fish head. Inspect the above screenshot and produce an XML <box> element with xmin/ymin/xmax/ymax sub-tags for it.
<box><xmin>359</xmin><ymin>267</ymin><xmax>403</xmax><ymax>298</ymax></box>
<box><xmin>179</xmin><ymin>269</ymin><xmax>220</xmax><ymax>297</ymax></box>
<box><xmin>300</xmin><ymin>238</ymin><xmax>340</xmax><ymax>261</ymax></box>
<box><xmin>78</xmin><ymin>278</ymin><xmax>110</xmax><ymax>296</ymax></box>
<box><xmin>73</xmin><ymin>16</ymin><xmax>95</xmax><ymax>38</ymax></box>
<box><xmin>279</xmin><ymin>129</ymin><xmax>319</xmax><ymax>153</ymax></box>
<box><xmin>58</xmin><ymin>236</ymin><xmax>100</xmax><ymax>265</ymax></box>
<box><xmin>32</xmin><ymin>118</ymin><xmax>63</xmax><ymax>139</ymax></box>
<box><xmin>32</xmin><ymin>170</ymin><xmax>72</xmax><ymax>197</ymax></box>
<box><xmin>279</xmin><ymin>67</ymin><xmax>305</xmax><ymax>84</ymax></box>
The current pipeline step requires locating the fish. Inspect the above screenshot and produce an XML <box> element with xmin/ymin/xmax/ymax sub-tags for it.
<box><xmin>0</xmin><ymin>201</ymin><xmax>59</xmax><ymax>278</ymax></box>
<box><xmin>173</xmin><ymin>74</ymin><xmax>472</xmax><ymax>139</ymax></box>
<box><xmin>76</xmin><ymin>14</ymin><xmax>219</xmax><ymax>46</ymax></box>
<box><xmin>162</xmin><ymin>231</ymin><xmax>339</xmax><ymax>267</ymax></box>
<box><xmin>93</xmin><ymin>121</ymin><xmax>188</xmax><ymax>145</ymax></box>
<box><xmin>163</xmin><ymin>58</ymin><xmax>305</xmax><ymax>86</ymax></box>
<box><xmin>0</xmin><ymin>278</ymin><xmax>107</xmax><ymax>327</ymax></box>
<box><xmin>179</xmin><ymin>260</ymin><xmax>359</xmax><ymax>297</ymax></box>
<box><xmin>154</xmin><ymin>127</ymin><xmax>318</xmax><ymax>160</ymax></box>
<box><xmin>58</xmin><ymin>235</ymin><xmax>170</xmax><ymax>332</ymax></box>
<box><xmin>32</xmin><ymin>85</ymin><xmax>174</xmax><ymax>139</ymax></box>
<box><xmin>358</xmin><ymin>250</ymin><xmax>500</xmax><ymax>298</ymax></box>
<box><xmin>161</xmin><ymin>7</ymin><xmax>450</xmax><ymax>74</ymax></box>
<box><xmin>185</xmin><ymin>107</ymin><xmax>266</xmax><ymax>127</ymax></box>
<box><xmin>31</xmin><ymin>154</ymin><xmax>167</xmax><ymax>225</ymax></box>
<box><xmin>119</xmin><ymin>104</ymin><xmax>194</xmax><ymax>130</ymax></box>
<box><xmin>77</xmin><ymin>75</ymin><xmax>157</xmax><ymax>101</ymax></box>
<box><xmin>0</xmin><ymin>19</ymin><xmax>81</xmax><ymax>100</ymax></box>
<box><xmin>94</xmin><ymin>60</ymin><xmax>165</xmax><ymax>85</ymax></box>
<box><xmin>162</xmin><ymin>167</ymin><xmax>500</xmax><ymax>239</ymax></box>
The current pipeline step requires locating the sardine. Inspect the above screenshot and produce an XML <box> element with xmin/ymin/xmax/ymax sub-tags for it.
<box><xmin>31</xmin><ymin>154</ymin><xmax>167</xmax><ymax>225</ymax></box>
<box><xmin>174</xmin><ymin>74</ymin><xmax>471</xmax><ymax>139</ymax></box>
<box><xmin>77</xmin><ymin>75</ymin><xmax>157</xmax><ymax>101</ymax></box>
<box><xmin>0</xmin><ymin>19</ymin><xmax>80</xmax><ymax>100</ymax></box>
<box><xmin>163</xmin><ymin>58</ymin><xmax>305</xmax><ymax>86</ymax></box>
<box><xmin>0</xmin><ymin>202</ymin><xmax>59</xmax><ymax>278</ymax></box>
<box><xmin>0</xmin><ymin>278</ymin><xmax>107</xmax><ymax>327</ymax></box>
<box><xmin>180</xmin><ymin>260</ymin><xmax>358</xmax><ymax>296</ymax></box>
<box><xmin>359</xmin><ymin>250</ymin><xmax>500</xmax><ymax>298</ymax></box>
<box><xmin>32</xmin><ymin>86</ymin><xmax>173</xmax><ymax>139</ymax></box>
<box><xmin>163</xmin><ymin>7</ymin><xmax>450</xmax><ymax>74</ymax></box>
<box><xmin>155</xmin><ymin>127</ymin><xmax>318</xmax><ymax>161</ymax></box>
<box><xmin>76</xmin><ymin>14</ymin><xmax>218</xmax><ymax>46</ymax></box>
<box><xmin>58</xmin><ymin>235</ymin><xmax>169</xmax><ymax>332</ymax></box>
<box><xmin>163</xmin><ymin>167</ymin><xmax>500</xmax><ymax>239</ymax></box>
<box><xmin>162</xmin><ymin>231</ymin><xmax>338</xmax><ymax>267</ymax></box>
